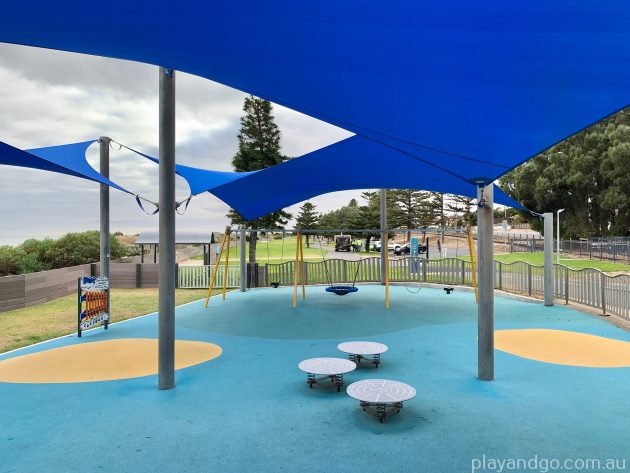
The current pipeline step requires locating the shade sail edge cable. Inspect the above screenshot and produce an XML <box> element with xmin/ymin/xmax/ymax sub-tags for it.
<box><xmin>114</xmin><ymin>135</ymin><xmax>526</xmax><ymax>221</ymax></box>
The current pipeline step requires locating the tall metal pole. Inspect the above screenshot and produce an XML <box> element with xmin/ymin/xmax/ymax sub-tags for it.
<box><xmin>158</xmin><ymin>67</ymin><xmax>176</xmax><ymax>390</ymax></box>
<box><xmin>477</xmin><ymin>184</ymin><xmax>494</xmax><ymax>381</ymax></box>
<box><xmin>380</xmin><ymin>189</ymin><xmax>387</xmax><ymax>285</ymax></box>
<box><xmin>544</xmin><ymin>212</ymin><xmax>554</xmax><ymax>306</ymax></box>
<box><xmin>99</xmin><ymin>137</ymin><xmax>110</xmax><ymax>281</ymax></box>
<box><xmin>239</xmin><ymin>226</ymin><xmax>247</xmax><ymax>292</ymax></box>
<box><xmin>99</xmin><ymin>136</ymin><xmax>111</xmax><ymax>325</ymax></box>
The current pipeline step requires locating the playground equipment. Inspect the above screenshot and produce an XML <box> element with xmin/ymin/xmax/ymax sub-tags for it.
<box><xmin>204</xmin><ymin>226</ymin><xmax>232</xmax><ymax>307</ymax></box>
<box><xmin>293</xmin><ymin>230</ymin><xmax>307</xmax><ymax>307</ymax></box>
<box><xmin>317</xmin><ymin>234</ymin><xmax>363</xmax><ymax>297</ymax></box>
<box><xmin>337</xmin><ymin>341</ymin><xmax>388</xmax><ymax>368</ymax></box>
<box><xmin>266</xmin><ymin>231</ymin><xmax>286</xmax><ymax>288</ymax></box>
<box><xmin>347</xmin><ymin>379</ymin><xmax>416</xmax><ymax>423</ymax></box>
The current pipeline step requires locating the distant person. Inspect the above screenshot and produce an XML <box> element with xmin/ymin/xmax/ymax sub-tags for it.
<box><xmin>357</xmin><ymin>238</ymin><xmax>363</xmax><ymax>252</ymax></box>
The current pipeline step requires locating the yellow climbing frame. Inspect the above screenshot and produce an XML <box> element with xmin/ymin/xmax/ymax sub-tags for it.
<box><xmin>293</xmin><ymin>230</ymin><xmax>306</xmax><ymax>307</ymax></box>
<box><xmin>204</xmin><ymin>226</ymin><xmax>231</xmax><ymax>307</ymax></box>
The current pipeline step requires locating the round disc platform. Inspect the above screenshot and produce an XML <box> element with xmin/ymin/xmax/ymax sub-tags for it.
<box><xmin>337</xmin><ymin>341</ymin><xmax>389</xmax><ymax>356</ymax></box>
<box><xmin>298</xmin><ymin>357</ymin><xmax>356</xmax><ymax>375</ymax></box>
<box><xmin>347</xmin><ymin>379</ymin><xmax>416</xmax><ymax>403</ymax></box>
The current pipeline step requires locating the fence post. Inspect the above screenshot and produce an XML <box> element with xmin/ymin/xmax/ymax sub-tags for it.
<box><xmin>527</xmin><ymin>264</ymin><xmax>532</xmax><ymax>296</ymax></box>
<box><xmin>498</xmin><ymin>261</ymin><xmax>502</xmax><ymax>290</ymax></box>
<box><xmin>565</xmin><ymin>266</ymin><xmax>569</xmax><ymax>305</ymax></box>
<box><xmin>423</xmin><ymin>259</ymin><xmax>428</xmax><ymax>282</ymax></box>
<box><xmin>175</xmin><ymin>263</ymin><xmax>179</xmax><ymax>289</ymax></box>
<box><xmin>461</xmin><ymin>259</ymin><xmax>465</xmax><ymax>285</ymax></box>
<box><xmin>239</xmin><ymin>226</ymin><xmax>247</xmax><ymax>292</ymax></box>
<box><xmin>254</xmin><ymin>263</ymin><xmax>259</xmax><ymax>288</ymax></box>
<box><xmin>343</xmin><ymin>260</ymin><xmax>348</xmax><ymax>282</ymax></box>
<box><xmin>304</xmin><ymin>262</ymin><xmax>309</xmax><ymax>285</ymax></box>
<box><xmin>264</xmin><ymin>264</ymin><xmax>269</xmax><ymax>287</ymax></box>
<box><xmin>543</xmin><ymin>212</ymin><xmax>553</xmax><ymax>306</ymax></box>
<box><xmin>136</xmin><ymin>263</ymin><xmax>141</xmax><ymax>288</ymax></box>
<box><xmin>601</xmin><ymin>272</ymin><xmax>607</xmax><ymax>315</ymax></box>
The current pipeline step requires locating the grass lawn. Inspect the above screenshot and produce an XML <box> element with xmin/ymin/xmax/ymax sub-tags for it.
<box><xmin>190</xmin><ymin>236</ymin><xmax>324</xmax><ymax>263</ymax></box>
<box><xmin>0</xmin><ymin>288</ymin><xmax>216</xmax><ymax>354</ymax></box>
<box><xmin>457</xmin><ymin>252</ymin><xmax>630</xmax><ymax>273</ymax></box>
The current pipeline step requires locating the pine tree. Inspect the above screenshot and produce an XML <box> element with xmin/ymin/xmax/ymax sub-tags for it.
<box><xmin>352</xmin><ymin>191</ymin><xmax>383</xmax><ymax>251</ymax></box>
<box><xmin>429</xmin><ymin>192</ymin><xmax>446</xmax><ymax>241</ymax></box>
<box><xmin>446</xmin><ymin>195</ymin><xmax>476</xmax><ymax>228</ymax></box>
<box><xmin>295</xmin><ymin>202</ymin><xmax>319</xmax><ymax>247</ymax></box>
<box><xmin>227</xmin><ymin>96</ymin><xmax>291</xmax><ymax>262</ymax></box>
<box><xmin>389</xmin><ymin>189</ymin><xmax>432</xmax><ymax>239</ymax></box>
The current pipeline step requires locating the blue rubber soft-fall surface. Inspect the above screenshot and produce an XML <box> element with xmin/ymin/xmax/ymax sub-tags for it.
<box><xmin>1</xmin><ymin>285</ymin><xmax>629</xmax><ymax>473</ymax></box>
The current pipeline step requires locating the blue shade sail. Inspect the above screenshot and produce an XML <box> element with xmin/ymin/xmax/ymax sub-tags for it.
<box><xmin>133</xmin><ymin>136</ymin><xmax>523</xmax><ymax>221</ymax></box>
<box><xmin>1</xmin><ymin>1</ymin><xmax>629</xmax><ymax>184</ymax></box>
<box><xmin>0</xmin><ymin>140</ymin><xmax>129</xmax><ymax>192</ymax></box>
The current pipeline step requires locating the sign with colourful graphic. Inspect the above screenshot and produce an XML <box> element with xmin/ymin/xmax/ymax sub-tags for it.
<box><xmin>410</xmin><ymin>237</ymin><xmax>419</xmax><ymax>257</ymax></box>
<box><xmin>78</xmin><ymin>276</ymin><xmax>109</xmax><ymax>337</ymax></box>
<box><xmin>409</xmin><ymin>237</ymin><xmax>420</xmax><ymax>273</ymax></box>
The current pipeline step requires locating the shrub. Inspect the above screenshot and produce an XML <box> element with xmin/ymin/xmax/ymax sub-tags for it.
<box><xmin>0</xmin><ymin>232</ymin><xmax>129</xmax><ymax>275</ymax></box>
<box><xmin>0</xmin><ymin>246</ymin><xmax>20</xmax><ymax>276</ymax></box>
<box><xmin>49</xmin><ymin>231</ymin><xmax>127</xmax><ymax>268</ymax></box>
<box><xmin>21</xmin><ymin>238</ymin><xmax>55</xmax><ymax>270</ymax></box>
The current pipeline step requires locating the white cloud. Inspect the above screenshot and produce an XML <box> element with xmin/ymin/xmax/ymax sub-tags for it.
<box><xmin>0</xmin><ymin>44</ymin><xmax>357</xmax><ymax>245</ymax></box>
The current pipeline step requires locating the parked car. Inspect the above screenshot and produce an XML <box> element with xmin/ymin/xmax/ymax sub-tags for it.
<box><xmin>394</xmin><ymin>243</ymin><xmax>427</xmax><ymax>256</ymax></box>
<box><xmin>373</xmin><ymin>240</ymin><xmax>400</xmax><ymax>252</ymax></box>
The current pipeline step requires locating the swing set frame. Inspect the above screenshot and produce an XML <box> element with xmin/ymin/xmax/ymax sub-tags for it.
<box><xmin>202</xmin><ymin>226</ymin><xmax>478</xmax><ymax>308</ymax></box>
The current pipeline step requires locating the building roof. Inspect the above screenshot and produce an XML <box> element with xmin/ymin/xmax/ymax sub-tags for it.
<box><xmin>135</xmin><ymin>231</ymin><xmax>213</xmax><ymax>245</ymax></box>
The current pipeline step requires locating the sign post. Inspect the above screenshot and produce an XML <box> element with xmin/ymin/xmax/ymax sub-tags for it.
<box><xmin>77</xmin><ymin>276</ymin><xmax>110</xmax><ymax>337</ymax></box>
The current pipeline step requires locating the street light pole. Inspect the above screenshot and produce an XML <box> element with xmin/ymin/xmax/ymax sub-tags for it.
<box><xmin>556</xmin><ymin>209</ymin><xmax>565</xmax><ymax>265</ymax></box>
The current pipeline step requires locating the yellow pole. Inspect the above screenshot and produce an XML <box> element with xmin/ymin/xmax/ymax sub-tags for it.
<box><xmin>385</xmin><ymin>228</ymin><xmax>390</xmax><ymax>309</ymax></box>
<box><xmin>222</xmin><ymin>229</ymin><xmax>231</xmax><ymax>300</ymax></box>
<box><xmin>467</xmin><ymin>224</ymin><xmax>479</xmax><ymax>303</ymax></box>
<box><xmin>299</xmin><ymin>232</ymin><xmax>306</xmax><ymax>300</ymax></box>
<box><xmin>204</xmin><ymin>228</ymin><xmax>228</xmax><ymax>307</ymax></box>
<box><xmin>293</xmin><ymin>230</ymin><xmax>300</xmax><ymax>307</ymax></box>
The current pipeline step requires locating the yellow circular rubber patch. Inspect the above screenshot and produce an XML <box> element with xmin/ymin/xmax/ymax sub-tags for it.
<box><xmin>495</xmin><ymin>329</ymin><xmax>630</xmax><ymax>367</ymax></box>
<box><xmin>0</xmin><ymin>338</ymin><xmax>222</xmax><ymax>383</ymax></box>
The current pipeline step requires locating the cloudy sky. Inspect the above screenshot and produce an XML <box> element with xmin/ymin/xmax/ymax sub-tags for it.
<box><xmin>0</xmin><ymin>44</ymin><xmax>361</xmax><ymax>245</ymax></box>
